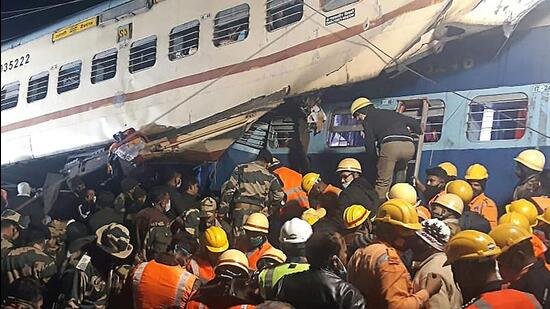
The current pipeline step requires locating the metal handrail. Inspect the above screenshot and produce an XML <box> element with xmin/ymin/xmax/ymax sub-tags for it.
<box><xmin>129</xmin><ymin>47</ymin><xmax>156</xmax><ymax>57</ymax></box>
<box><xmin>169</xmin><ymin>30</ymin><xmax>199</xmax><ymax>43</ymax></box>
<box><xmin>92</xmin><ymin>57</ymin><xmax>117</xmax><ymax>66</ymax></box>
<box><xmin>266</xmin><ymin>3</ymin><xmax>303</xmax><ymax>17</ymax></box>
<box><xmin>468</xmin><ymin>107</ymin><xmax>527</xmax><ymax>114</ymax></box>
<box><xmin>467</xmin><ymin>118</ymin><xmax>527</xmax><ymax>124</ymax></box>
<box><xmin>27</xmin><ymin>84</ymin><xmax>49</xmax><ymax>92</ymax></box>
<box><xmin>213</xmin><ymin>21</ymin><xmax>249</xmax><ymax>35</ymax></box>
<box><xmin>129</xmin><ymin>50</ymin><xmax>157</xmax><ymax>61</ymax></box>
<box><xmin>467</xmin><ymin>128</ymin><xmax>526</xmax><ymax>133</ymax></box>
<box><xmin>91</xmin><ymin>64</ymin><xmax>117</xmax><ymax>74</ymax></box>
<box><xmin>266</xmin><ymin>11</ymin><xmax>303</xmax><ymax>26</ymax></box>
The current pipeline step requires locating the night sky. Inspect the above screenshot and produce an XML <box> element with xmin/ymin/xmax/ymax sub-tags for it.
<box><xmin>1</xmin><ymin>0</ymin><xmax>109</xmax><ymax>43</ymax></box>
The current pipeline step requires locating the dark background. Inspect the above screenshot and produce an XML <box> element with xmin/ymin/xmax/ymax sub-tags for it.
<box><xmin>1</xmin><ymin>0</ymin><xmax>109</xmax><ymax>42</ymax></box>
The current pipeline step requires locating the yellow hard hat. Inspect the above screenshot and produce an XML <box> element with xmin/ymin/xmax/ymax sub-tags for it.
<box><xmin>433</xmin><ymin>193</ymin><xmax>464</xmax><ymax>215</ymax></box>
<box><xmin>498</xmin><ymin>212</ymin><xmax>532</xmax><ymax>233</ymax></box>
<box><xmin>301</xmin><ymin>208</ymin><xmax>326</xmax><ymax>226</ymax></box>
<box><xmin>514</xmin><ymin>149</ymin><xmax>545</xmax><ymax>172</ymax></box>
<box><xmin>336</xmin><ymin>158</ymin><xmax>362</xmax><ymax>174</ymax></box>
<box><xmin>243</xmin><ymin>213</ymin><xmax>269</xmax><ymax>234</ymax></box>
<box><xmin>216</xmin><ymin>249</ymin><xmax>249</xmax><ymax>273</ymax></box>
<box><xmin>444</xmin><ymin>230</ymin><xmax>501</xmax><ymax>265</ymax></box>
<box><xmin>204</xmin><ymin>226</ymin><xmax>229</xmax><ymax>253</ymax></box>
<box><xmin>258</xmin><ymin>247</ymin><xmax>287</xmax><ymax>264</ymax></box>
<box><xmin>538</xmin><ymin>207</ymin><xmax>550</xmax><ymax>225</ymax></box>
<box><xmin>438</xmin><ymin>162</ymin><xmax>458</xmax><ymax>177</ymax></box>
<box><xmin>465</xmin><ymin>164</ymin><xmax>489</xmax><ymax>180</ymax></box>
<box><xmin>343</xmin><ymin>205</ymin><xmax>371</xmax><ymax>229</ymax></box>
<box><xmin>505</xmin><ymin>199</ymin><xmax>538</xmax><ymax>226</ymax></box>
<box><xmin>489</xmin><ymin>223</ymin><xmax>532</xmax><ymax>253</ymax></box>
<box><xmin>445</xmin><ymin>180</ymin><xmax>474</xmax><ymax>205</ymax></box>
<box><xmin>350</xmin><ymin>97</ymin><xmax>373</xmax><ymax>115</ymax></box>
<box><xmin>374</xmin><ymin>199</ymin><xmax>422</xmax><ymax>230</ymax></box>
<box><xmin>302</xmin><ymin>173</ymin><xmax>321</xmax><ymax>194</ymax></box>
<box><xmin>386</xmin><ymin>183</ymin><xmax>418</xmax><ymax>205</ymax></box>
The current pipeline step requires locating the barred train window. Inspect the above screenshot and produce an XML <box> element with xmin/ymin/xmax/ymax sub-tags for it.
<box><xmin>467</xmin><ymin>93</ymin><xmax>528</xmax><ymax>141</ymax></box>
<box><xmin>328</xmin><ymin>110</ymin><xmax>363</xmax><ymax>147</ymax></box>
<box><xmin>129</xmin><ymin>36</ymin><xmax>157</xmax><ymax>73</ymax></box>
<box><xmin>321</xmin><ymin>0</ymin><xmax>359</xmax><ymax>12</ymax></box>
<box><xmin>213</xmin><ymin>4</ymin><xmax>249</xmax><ymax>47</ymax></box>
<box><xmin>266</xmin><ymin>0</ymin><xmax>303</xmax><ymax>32</ymax></box>
<box><xmin>27</xmin><ymin>71</ymin><xmax>49</xmax><ymax>103</ymax></box>
<box><xmin>1</xmin><ymin>82</ymin><xmax>20</xmax><ymax>111</ymax></box>
<box><xmin>269</xmin><ymin>117</ymin><xmax>295</xmax><ymax>148</ymax></box>
<box><xmin>92</xmin><ymin>48</ymin><xmax>117</xmax><ymax>84</ymax></box>
<box><xmin>57</xmin><ymin>60</ymin><xmax>81</xmax><ymax>94</ymax></box>
<box><xmin>169</xmin><ymin>20</ymin><xmax>199</xmax><ymax>61</ymax></box>
<box><xmin>397</xmin><ymin>99</ymin><xmax>445</xmax><ymax>143</ymax></box>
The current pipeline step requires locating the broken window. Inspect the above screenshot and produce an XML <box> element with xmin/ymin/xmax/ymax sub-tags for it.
<box><xmin>1</xmin><ymin>81</ymin><xmax>20</xmax><ymax>111</ymax></box>
<box><xmin>466</xmin><ymin>93</ymin><xmax>528</xmax><ymax>141</ymax></box>
<box><xmin>92</xmin><ymin>48</ymin><xmax>117</xmax><ymax>84</ymax></box>
<box><xmin>397</xmin><ymin>99</ymin><xmax>445</xmax><ymax>143</ymax></box>
<box><xmin>321</xmin><ymin>0</ymin><xmax>359</xmax><ymax>11</ymax></box>
<box><xmin>27</xmin><ymin>71</ymin><xmax>49</xmax><ymax>103</ymax></box>
<box><xmin>57</xmin><ymin>60</ymin><xmax>82</xmax><ymax>94</ymax></box>
<box><xmin>129</xmin><ymin>36</ymin><xmax>157</xmax><ymax>73</ymax></box>
<box><xmin>169</xmin><ymin>20</ymin><xmax>199</xmax><ymax>60</ymax></box>
<box><xmin>266</xmin><ymin>0</ymin><xmax>303</xmax><ymax>32</ymax></box>
<box><xmin>213</xmin><ymin>4</ymin><xmax>250</xmax><ymax>47</ymax></box>
<box><xmin>327</xmin><ymin>110</ymin><xmax>364</xmax><ymax>147</ymax></box>
<box><xmin>269</xmin><ymin>117</ymin><xmax>295</xmax><ymax>148</ymax></box>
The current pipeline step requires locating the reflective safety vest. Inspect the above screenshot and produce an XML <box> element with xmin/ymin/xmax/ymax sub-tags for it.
<box><xmin>273</xmin><ymin>167</ymin><xmax>310</xmax><ymax>209</ymax></box>
<box><xmin>466</xmin><ymin>289</ymin><xmax>541</xmax><ymax>309</ymax></box>
<box><xmin>258</xmin><ymin>263</ymin><xmax>309</xmax><ymax>299</ymax></box>
<box><xmin>131</xmin><ymin>260</ymin><xmax>198</xmax><ymax>309</ymax></box>
<box><xmin>187</xmin><ymin>256</ymin><xmax>216</xmax><ymax>284</ymax></box>
<box><xmin>531</xmin><ymin>196</ymin><xmax>550</xmax><ymax>212</ymax></box>
<box><xmin>246</xmin><ymin>241</ymin><xmax>272</xmax><ymax>271</ymax></box>
<box><xmin>187</xmin><ymin>302</ymin><xmax>255</xmax><ymax>309</ymax></box>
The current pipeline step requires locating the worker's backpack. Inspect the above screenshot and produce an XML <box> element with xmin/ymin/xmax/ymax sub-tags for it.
<box><xmin>143</xmin><ymin>222</ymin><xmax>173</xmax><ymax>259</ymax></box>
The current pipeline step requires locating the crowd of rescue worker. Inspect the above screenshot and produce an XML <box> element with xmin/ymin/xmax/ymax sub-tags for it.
<box><xmin>0</xmin><ymin>97</ymin><xmax>549</xmax><ymax>309</ymax></box>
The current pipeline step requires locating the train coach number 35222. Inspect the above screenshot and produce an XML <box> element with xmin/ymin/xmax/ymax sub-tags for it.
<box><xmin>2</xmin><ymin>54</ymin><xmax>30</xmax><ymax>72</ymax></box>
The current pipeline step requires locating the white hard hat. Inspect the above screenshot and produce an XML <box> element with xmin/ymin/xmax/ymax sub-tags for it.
<box><xmin>17</xmin><ymin>182</ymin><xmax>31</xmax><ymax>196</ymax></box>
<box><xmin>279</xmin><ymin>218</ymin><xmax>313</xmax><ymax>244</ymax></box>
<box><xmin>415</xmin><ymin>218</ymin><xmax>451</xmax><ymax>251</ymax></box>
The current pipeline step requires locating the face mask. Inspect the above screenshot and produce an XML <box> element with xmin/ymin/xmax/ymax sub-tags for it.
<box><xmin>176</xmin><ymin>179</ymin><xmax>182</xmax><ymax>188</ymax></box>
<box><xmin>342</xmin><ymin>181</ymin><xmax>351</xmax><ymax>189</ymax></box>
<box><xmin>249</xmin><ymin>236</ymin><xmax>264</xmax><ymax>247</ymax></box>
<box><xmin>92</xmin><ymin>196</ymin><xmax>97</xmax><ymax>204</ymax></box>
<box><xmin>165</xmin><ymin>200</ymin><xmax>171</xmax><ymax>212</ymax></box>
<box><xmin>424</xmin><ymin>185</ymin><xmax>442</xmax><ymax>200</ymax></box>
<box><xmin>332</xmin><ymin>255</ymin><xmax>348</xmax><ymax>280</ymax></box>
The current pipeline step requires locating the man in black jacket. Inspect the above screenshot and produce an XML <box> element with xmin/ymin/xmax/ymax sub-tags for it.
<box><xmin>351</xmin><ymin>97</ymin><xmax>422</xmax><ymax>200</ymax></box>
<box><xmin>336</xmin><ymin>158</ymin><xmax>379</xmax><ymax>220</ymax></box>
<box><xmin>275</xmin><ymin>231</ymin><xmax>366</xmax><ymax>309</ymax></box>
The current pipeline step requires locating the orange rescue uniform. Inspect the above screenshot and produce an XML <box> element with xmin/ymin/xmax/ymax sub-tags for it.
<box><xmin>245</xmin><ymin>241</ymin><xmax>272</xmax><ymax>271</ymax></box>
<box><xmin>187</xmin><ymin>255</ymin><xmax>216</xmax><ymax>284</ymax></box>
<box><xmin>466</xmin><ymin>288</ymin><xmax>541</xmax><ymax>309</ymax></box>
<box><xmin>318</xmin><ymin>185</ymin><xmax>342</xmax><ymax>210</ymax></box>
<box><xmin>468</xmin><ymin>193</ymin><xmax>498</xmax><ymax>228</ymax></box>
<box><xmin>273</xmin><ymin>166</ymin><xmax>310</xmax><ymax>209</ymax></box>
<box><xmin>131</xmin><ymin>260</ymin><xmax>198</xmax><ymax>309</ymax></box>
<box><xmin>347</xmin><ymin>242</ymin><xmax>429</xmax><ymax>309</ymax></box>
<box><xmin>531</xmin><ymin>196</ymin><xmax>550</xmax><ymax>213</ymax></box>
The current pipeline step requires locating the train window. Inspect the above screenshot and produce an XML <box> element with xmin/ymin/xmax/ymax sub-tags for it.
<box><xmin>467</xmin><ymin>93</ymin><xmax>528</xmax><ymax>141</ymax></box>
<box><xmin>129</xmin><ymin>36</ymin><xmax>157</xmax><ymax>73</ymax></box>
<box><xmin>213</xmin><ymin>4</ymin><xmax>250</xmax><ymax>47</ymax></box>
<box><xmin>321</xmin><ymin>0</ymin><xmax>359</xmax><ymax>12</ymax></box>
<box><xmin>169</xmin><ymin>20</ymin><xmax>199</xmax><ymax>60</ymax></box>
<box><xmin>397</xmin><ymin>99</ymin><xmax>445</xmax><ymax>143</ymax></box>
<box><xmin>327</xmin><ymin>111</ymin><xmax>363</xmax><ymax>147</ymax></box>
<box><xmin>269</xmin><ymin>117</ymin><xmax>295</xmax><ymax>148</ymax></box>
<box><xmin>1</xmin><ymin>82</ymin><xmax>20</xmax><ymax>111</ymax></box>
<box><xmin>27</xmin><ymin>71</ymin><xmax>49</xmax><ymax>103</ymax></box>
<box><xmin>266</xmin><ymin>0</ymin><xmax>303</xmax><ymax>32</ymax></box>
<box><xmin>57</xmin><ymin>60</ymin><xmax>82</xmax><ymax>94</ymax></box>
<box><xmin>92</xmin><ymin>48</ymin><xmax>117</xmax><ymax>84</ymax></box>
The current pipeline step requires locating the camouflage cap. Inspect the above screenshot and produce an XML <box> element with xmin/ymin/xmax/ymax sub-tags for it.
<box><xmin>184</xmin><ymin>208</ymin><xmax>201</xmax><ymax>235</ymax></box>
<box><xmin>1</xmin><ymin>209</ymin><xmax>27</xmax><ymax>229</ymax></box>
<box><xmin>200</xmin><ymin>197</ymin><xmax>217</xmax><ymax>212</ymax></box>
<box><xmin>95</xmin><ymin>223</ymin><xmax>133</xmax><ymax>259</ymax></box>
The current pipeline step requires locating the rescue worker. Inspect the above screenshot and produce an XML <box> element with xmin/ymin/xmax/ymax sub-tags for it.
<box><xmin>342</xmin><ymin>205</ymin><xmax>374</xmax><ymax>257</ymax></box>
<box><xmin>445</xmin><ymin>180</ymin><xmax>491</xmax><ymax>233</ymax></box>
<box><xmin>4</xmin><ymin>226</ymin><xmax>57</xmax><ymax>287</ymax></box>
<box><xmin>489</xmin><ymin>223</ymin><xmax>550</xmax><ymax>306</ymax></box>
<box><xmin>506</xmin><ymin>199</ymin><xmax>539</xmax><ymax>227</ymax></box>
<box><xmin>134</xmin><ymin>189</ymin><xmax>172</xmax><ymax>262</ymax></box>
<box><xmin>430</xmin><ymin>193</ymin><xmax>464</xmax><ymax>236</ymax></box>
<box><xmin>1</xmin><ymin>209</ymin><xmax>26</xmax><ymax>256</ymax></box>
<box><xmin>269</xmin><ymin>158</ymin><xmax>309</xmax><ymax>216</ymax></box>
<box><xmin>411</xmin><ymin>219</ymin><xmax>462</xmax><ymax>308</ymax></box>
<box><xmin>9</xmin><ymin>182</ymin><xmax>44</xmax><ymax>227</ymax></box>
<box><xmin>444</xmin><ymin>230</ymin><xmax>542</xmax><ymax>308</ymax></box>
<box><xmin>387</xmin><ymin>183</ymin><xmax>432</xmax><ymax>222</ymax></box>
<box><xmin>2</xmin><ymin>277</ymin><xmax>44</xmax><ymax>309</ymax></box>
<box><xmin>415</xmin><ymin>162</ymin><xmax>457</xmax><ymax>199</ymax></box>
<box><xmin>498</xmin><ymin>211</ymin><xmax>549</xmax><ymax>262</ymax></box>
<box><xmin>189</xmin><ymin>249</ymin><xmax>260</xmax><ymax>309</ymax></box>
<box><xmin>538</xmin><ymin>207</ymin><xmax>550</xmax><ymax>262</ymax></box>
<box><xmin>420</xmin><ymin>166</ymin><xmax>450</xmax><ymax>206</ymax></box>
<box><xmin>199</xmin><ymin>197</ymin><xmax>232</xmax><ymax>237</ymax></box>
<box><xmin>256</xmin><ymin>247</ymin><xmax>287</xmax><ymax>271</ymax></box>
<box><xmin>152</xmin><ymin>169</ymin><xmax>197</xmax><ymax>218</ymax></box>
<box><xmin>300</xmin><ymin>207</ymin><xmax>326</xmax><ymax>226</ymax></box>
<box><xmin>56</xmin><ymin>223</ymin><xmax>134</xmax><ymax>308</ymax></box>
<box><xmin>113</xmin><ymin>177</ymin><xmax>141</xmax><ymax>218</ymax></box>
<box><xmin>335</xmin><ymin>158</ymin><xmax>378</xmax><ymax>216</ymax></box>
<box><xmin>258</xmin><ymin>218</ymin><xmax>311</xmax><ymax>300</ymax></box>
<box><xmin>446</xmin><ymin>180</ymin><xmax>474</xmax><ymax>205</ymax></box>
<box><xmin>513</xmin><ymin>149</ymin><xmax>547</xmax><ymax>200</ymax></box>
<box><xmin>347</xmin><ymin>199</ymin><xmax>443</xmax><ymax>308</ymax></box>
<box><xmin>220</xmin><ymin>149</ymin><xmax>285</xmax><ymax>234</ymax></box>
<box><xmin>129</xmin><ymin>238</ymin><xmax>200</xmax><ymax>308</ymax></box>
<box><xmin>236</xmin><ymin>213</ymin><xmax>273</xmax><ymax>270</ymax></box>
<box><xmin>276</xmin><ymin>231</ymin><xmax>366</xmax><ymax>308</ymax></box>
<box><xmin>187</xmin><ymin>226</ymin><xmax>229</xmax><ymax>283</ymax></box>
<box><xmin>350</xmin><ymin>97</ymin><xmax>422</xmax><ymax>199</ymax></box>
<box><xmin>301</xmin><ymin>172</ymin><xmax>341</xmax><ymax>231</ymax></box>
<box><xmin>465</xmin><ymin>164</ymin><xmax>498</xmax><ymax>228</ymax></box>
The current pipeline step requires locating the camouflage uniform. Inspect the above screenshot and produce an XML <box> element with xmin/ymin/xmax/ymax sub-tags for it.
<box><xmin>220</xmin><ymin>160</ymin><xmax>285</xmax><ymax>232</ymax></box>
<box><xmin>1</xmin><ymin>237</ymin><xmax>15</xmax><ymax>257</ymax></box>
<box><xmin>3</xmin><ymin>244</ymin><xmax>57</xmax><ymax>285</ymax></box>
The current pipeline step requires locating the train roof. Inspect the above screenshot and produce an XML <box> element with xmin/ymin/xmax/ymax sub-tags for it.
<box><xmin>1</xmin><ymin>0</ymin><xmax>129</xmax><ymax>52</ymax></box>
